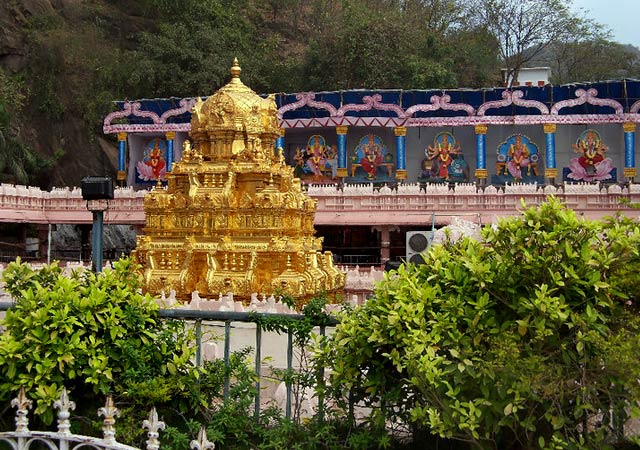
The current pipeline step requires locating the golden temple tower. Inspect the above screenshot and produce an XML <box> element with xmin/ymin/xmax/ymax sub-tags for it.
<box><xmin>133</xmin><ymin>58</ymin><xmax>345</xmax><ymax>303</ymax></box>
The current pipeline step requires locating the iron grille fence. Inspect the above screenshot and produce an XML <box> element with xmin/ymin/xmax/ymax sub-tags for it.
<box><xmin>0</xmin><ymin>302</ymin><xmax>339</xmax><ymax>422</ymax></box>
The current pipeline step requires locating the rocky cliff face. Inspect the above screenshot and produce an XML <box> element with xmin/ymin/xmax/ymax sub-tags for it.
<box><xmin>0</xmin><ymin>0</ymin><xmax>142</xmax><ymax>188</ymax></box>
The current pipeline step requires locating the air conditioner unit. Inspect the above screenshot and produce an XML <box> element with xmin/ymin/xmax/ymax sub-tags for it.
<box><xmin>405</xmin><ymin>231</ymin><xmax>432</xmax><ymax>265</ymax></box>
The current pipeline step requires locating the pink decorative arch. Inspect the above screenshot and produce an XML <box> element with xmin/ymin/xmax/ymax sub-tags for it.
<box><xmin>159</xmin><ymin>98</ymin><xmax>197</xmax><ymax>123</ymax></box>
<box><xmin>335</xmin><ymin>94</ymin><xmax>405</xmax><ymax>118</ymax></box>
<box><xmin>551</xmin><ymin>88</ymin><xmax>623</xmax><ymax>115</ymax></box>
<box><xmin>477</xmin><ymin>91</ymin><xmax>513</xmax><ymax>116</ymax></box>
<box><xmin>477</xmin><ymin>90</ymin><xmax>547</xmax><ymax>116</ymax></box>
<box><xmin>103</xmin><ymin>102</ymin><xmax>160</xmax><ymax>128</ymax></box>
<box><xmin>511</xmin><ymin>91</ymin><xmax>549</xmax><ymax>114</ymax></box>
<box><xmin>276</xmin><ymin>92</ymin><xmax>337</xmax><ymax>119</ymax></box>
<box><xmin>405</xmin><ymin>94</ymin><xmax>475</xmax><ymax>117</ymax></box>
<box><xmin>630</xmin><ymin>100</ymin><xmax>640</xmax><ymax>114</ymax></box>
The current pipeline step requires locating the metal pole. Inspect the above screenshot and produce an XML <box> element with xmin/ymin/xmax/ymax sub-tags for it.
<box><xmin>254</xmin><ymin>323</ymin><xmax>262</xmax><ymax>419</ymax></box>
<box><xmin>91</xmin><ymin>210</ymin><xmax>104</xmax><ymax>273</ymax></box>
<box><xmin>318</xmin><ymin>325</ymin><xmax>326</xmax><ymax>422</ymax></box>
<box><xmin>224</xmin><ymin>320</ymin><xmax>231</xmax><ymax>401</ymax></box>
<box><xmin>195</xmin><ymin>319</ymin><xmax>202</xmax><ymax>367</ymax></box>
<box><xmin>47</xmin><ymin>223</ymin><xmax>52</xmax><ymax>265</ymax></box>
<box><xmin>286</xmin><ymin>330</ymin><xmax>293</xmax><ymax>420</ymax></box>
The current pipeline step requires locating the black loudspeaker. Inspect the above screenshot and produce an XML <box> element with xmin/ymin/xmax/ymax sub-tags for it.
<box><xmin>81</xmin><ymin>176</ymin><xmax>114</xmax><ymax>200</ymax></box>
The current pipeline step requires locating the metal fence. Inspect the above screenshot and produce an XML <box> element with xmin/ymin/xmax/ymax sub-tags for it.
<box><xmin>0</xmin><ymin>385</ymin><xmax>211</xmax><ymax>450</ymax></box>
<box><xmin>0</xmin><ymin>301</ymin><xmax>338</xmax><ymax>421</ymax></box>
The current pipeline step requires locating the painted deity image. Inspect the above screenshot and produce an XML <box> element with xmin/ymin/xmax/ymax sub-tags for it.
<box><xmin>306</xmin><ymin>135</ymin><xmax>328</xmax><ymax>178</ymax></box>
<box><xmin>360</xmin><ymin>134</ymin><xmax>383</xmax><ymax>179</ymax></box>
<box><xmin>425</xmin><ymin>132</ymin><xmax>461</xmax><ymax>180</ymax></box>
<box><xmin>566</xmin><ymin>129</ymin><xmax>614</xmax><ymax>182</ymax></box>
<box><xmin>351</xmin><ymin>134</ymin><xmax>393</xmax><ymax>181</ymax></box>
<box><xmin>419</xmin><ymin>132</ymin><xmax>468</xmax><ymax>182</ymax></box>
<box><xmin>291</xmin><ymin>135</ymin><xmax>336</xmax><ymax>180</ymax></box>
<box><xmin>493</xmin><ymin>134</ymin><xmax>542</xmax><ymax>185</ymax></box>
<box><xmin>136</xmin><ymin>138</ymin><xmax>167</xmax><ymax>182</ymax></box>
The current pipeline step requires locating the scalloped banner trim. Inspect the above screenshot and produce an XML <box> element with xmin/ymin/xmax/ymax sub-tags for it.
<box><xmin>104</xmin><ymin>114</ymin><xmax>640</xmax><ymax>134</ymax></box>
<box><xmin>103</xmin><ymin>101</ymin><xmax>161</xmax><ymax>128</ymax></box>
<box><xmin>405</xmin><ymin>95</ymin><xmax>475</xmax><ymax>117</ymax></box>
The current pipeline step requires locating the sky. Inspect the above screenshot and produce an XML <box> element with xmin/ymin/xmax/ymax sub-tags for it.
<box><xmin>571</xmin><ymin>0</ymin><xmax>640</xmax><ymax>47</ymax></box>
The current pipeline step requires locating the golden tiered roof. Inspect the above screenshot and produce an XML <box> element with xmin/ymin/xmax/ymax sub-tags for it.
<box><xmin>133</xmin><ymin>58</ymin><xmax>345</xmax><ymax>302</ymax></box>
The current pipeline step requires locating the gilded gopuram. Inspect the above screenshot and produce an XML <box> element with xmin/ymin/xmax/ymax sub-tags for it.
<box><xmin>132</xmin><ymin>59</ymin><xmax>345</xmax><ymax>303</ymax></box>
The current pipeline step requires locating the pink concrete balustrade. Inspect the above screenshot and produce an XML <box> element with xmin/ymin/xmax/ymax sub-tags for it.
<box><xmin>308</xmin><ymin>182</ymin><xmax>640</xmax><ymax>225</ymax></box>
<box><xmin>0</xmin><ymin>184</ymin><xmax>146</xmax><ymax>224</ymax></box>
<box><xmin>1</xmin><ymin>182</ymin><xmax>640</xmax><ymax>226</ymax></box>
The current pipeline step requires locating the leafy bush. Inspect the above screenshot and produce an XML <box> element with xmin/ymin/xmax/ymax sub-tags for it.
<box><xmin>0</xmin><ymin>257</ymin><xmax>197</xmax><ymax>427</ymax></box>
<box><xmin>320</xmin><ymin>197</ymin><xmax>640</xmax><ymax>449</ymax></box>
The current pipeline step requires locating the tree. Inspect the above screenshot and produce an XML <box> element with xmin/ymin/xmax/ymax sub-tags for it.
<box><xmin>0</xmin><ymin>68</ymin><xmax>38</xmax><ymax>184</ymax></box>
<box><xmin>471</xmin><ymin>0</ymin><xmax>593</xmax><ymax>87</ymax></box>
<box><xmin>302</xmin><ymin>0</ymin><xmax>469</xmax><ymax>90</ymax></box>
<box><xmin>550</xmin><ymin>37</ymin><xmax>640</xmax><ymax>84</ymax></box>
<box><xmin>319</xmin><ymin>197</ymin><xmax>640</xmax><ymax>449</ymax></box>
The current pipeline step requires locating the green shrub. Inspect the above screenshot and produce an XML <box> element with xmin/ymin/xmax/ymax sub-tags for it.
<box><xmin>0</xmin><ymin>257</ymin><xmax>197</xmax><ymax>428</ymax></box>
<box><xmin>0</xmin><ymin>258</ymin><xmax>399</xmax><ymax>448</ymax></box>
<box><xmin>320</xmin><ymin>197</ymin><xmax>640</xmax><ymax>449</ymax></box>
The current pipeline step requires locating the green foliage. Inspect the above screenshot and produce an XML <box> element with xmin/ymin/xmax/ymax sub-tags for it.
<box><xmin>301</xmin><ymin>1</ymin><xmax>467</xmax><ymax>90</ymax></box>
<box><xmin>0</xmin><ymin>265</ymin><xmax>395</xmax><ymax>448</ymax></box>
<box><xmin>0</xmin><ymin>64</ymin><xmax>63</xmax><ymax>185</ymax></box>
<box><xmin>0</xmin><ymin>257</ymin><xmax>197</xmax><ymax>426</ymax></box>
<box><xmin>321</xmin><ymin>197</ymin><xmax>640</xmax><ymax>449</ymax></box>
<box><xmin>0</xmin><ymin>70</ymin><xmax>39</xmax><ymax>184</ymax></box>
<box><xmin>551</xmin><ymin>37</ymin><xmax>640</xmax><ymax>85</ymax></box>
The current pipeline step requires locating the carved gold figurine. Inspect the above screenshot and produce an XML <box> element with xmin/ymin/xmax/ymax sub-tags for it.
<box><xmin>132</xmin><ymin>58</ymin><xmax>345</xmax><ymax>303</ymax></box>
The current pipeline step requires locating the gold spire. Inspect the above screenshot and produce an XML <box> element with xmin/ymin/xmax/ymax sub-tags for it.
<box><xmin>230</xmin><ymin>57</ymin><xmax>241</xmax><ymax>79</ymax></box>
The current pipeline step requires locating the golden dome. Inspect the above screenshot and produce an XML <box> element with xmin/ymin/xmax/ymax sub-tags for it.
<box><xmin>190</xmin><ymin>58</ymin><xmax>280</xmax><ymax>141</ymax></box>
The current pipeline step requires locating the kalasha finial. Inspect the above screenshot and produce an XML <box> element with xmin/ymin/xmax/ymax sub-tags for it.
<box><xmin>230</xmin><ymin>57</ymin><xmax>241</xmax><ymax>78</ymax></box>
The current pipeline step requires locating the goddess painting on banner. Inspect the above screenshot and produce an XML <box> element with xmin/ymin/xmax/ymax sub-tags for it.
<box><xmin>426</xmin><ymin>132</ymin><xmax>461</xmax><ymax>180</ymax></box>
<box><xmin>306</xmin><ymin>135</ymin><xmax>328</xmax><ymax>177</ymax></box>
<box><xmin>359</xmin><ymin>134</ymin><xmax>384</xmax><ymax>179</ymax></box>
<box><xmin>291</xmin><ymin>135</ymin><xmax>337</xmax><ymax>180</ymax></box>
<box><xmin>351</xmin><ymin>134</ymin><xmax>393</xmax><ymax>180</ymax></box>
<box><xmin>566</xmin><ymin>129</ymin><xmax>614</xmax><ymax>181</ymax></box>
<box><xmin>493</xmin><ymin>134</ymin><xmax>542</xmax><ymax>184</ymax></box>
<box><xmin>136</xmin><ymin>138</ymin><xmax>167</xmax><ymax>182</ymax></box>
